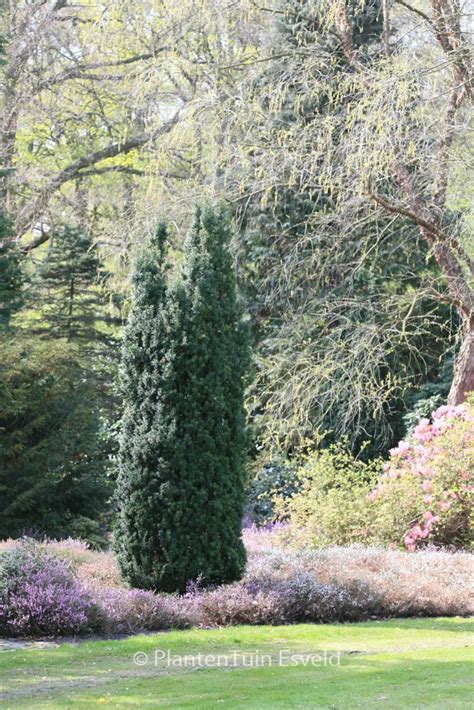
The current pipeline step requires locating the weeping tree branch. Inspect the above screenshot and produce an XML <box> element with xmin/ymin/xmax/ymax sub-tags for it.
<box><xmin>368</xmin><ymin>185</ymin><xmax>474</xmax><ymax>276</ymax></box>
<box><xmin>394</xmin><ymin>0</ymin><xmax>433</xmax><ymax>25</ymax></box>
<box><xmin>368</xmin><ymin>186</ymin><xmax>474</xmax><ymax>326</ymax></box>
<box><xmin>364</xmin><ymin>0</ymin><xmax>473</xmax><ymax>403</ymax></box>
<box><xmin>367</xmin><ymin>187</ymin><xmax>442</xmax><ymax>241</ymax></box>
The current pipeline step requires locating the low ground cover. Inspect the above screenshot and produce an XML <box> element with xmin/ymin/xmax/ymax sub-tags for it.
<box><xmin>0</xmin><ymin>533</ymin><xmax>472</xmax><ymax>638</ymax></box>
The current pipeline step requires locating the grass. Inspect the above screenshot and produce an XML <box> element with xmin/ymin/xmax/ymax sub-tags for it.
<box><xmin>1</xmin><ymin>617</ymin><xmax>472</xmax><ymax>709</ymax></box>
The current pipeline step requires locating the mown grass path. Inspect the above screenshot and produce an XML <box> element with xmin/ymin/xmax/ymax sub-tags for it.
<box><xmin>1</xmin><ymin>618</ymin><xmax>472</xmax><ymax>708</ymax></box>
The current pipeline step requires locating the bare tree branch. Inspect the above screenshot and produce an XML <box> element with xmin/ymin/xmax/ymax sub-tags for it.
<box><xmin>367</xmin><ymin>187</ymin><xmax>442</xmax><ymax>242</ymax></box>
<box><xmin>395</xmin><ymin>0</ymin><xmax>433</xmax><ymax>25</ymax></box>
<box><xmin>19</xmin><ymin>112</ymin><xmax>181</xmax><ymax>251</ymax></box>
<box><xmin>32</xmin><ymin>50</ymin><xmax>169</xmax><ymax>93</ymax></box>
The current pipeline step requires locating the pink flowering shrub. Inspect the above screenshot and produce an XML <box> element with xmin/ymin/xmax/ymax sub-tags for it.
<box><xmin>368</xmin><ymin>401</ymin><xmax>473</xmax><ymax>550</ymax></box>
<box><xmin>286</xmin><ymin>400</ymin><xmax>472</xmax><ymax>551</ymax></box>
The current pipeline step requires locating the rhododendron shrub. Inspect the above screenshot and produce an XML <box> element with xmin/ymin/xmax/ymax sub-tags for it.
<box><xmin>287</xmin><ymin>402</ymin><xmax>472</xmax><ymax>550</ymax></box>
<box><xmin>368</xmin><ymin>402</ymin><xmax>473</xmax><ymax>550</ymax></box>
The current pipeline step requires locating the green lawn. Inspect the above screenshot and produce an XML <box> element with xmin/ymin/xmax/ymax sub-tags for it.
<box><xmin>1</xmin><ymin>618</ymin><xmax>473</xmax><ymax>709</ymax></box>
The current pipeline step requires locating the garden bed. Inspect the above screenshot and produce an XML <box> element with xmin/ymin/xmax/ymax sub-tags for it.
<box><xmin>1</xmin><ymin>531</ymin><xmax>472</xmax><ymax>639</ymax></box>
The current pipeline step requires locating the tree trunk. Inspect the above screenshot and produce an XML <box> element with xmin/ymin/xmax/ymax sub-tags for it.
<box><xmin>448</xmin><ymin>323</ymin><xmax>474</xmax><ymax>405</ymax></box>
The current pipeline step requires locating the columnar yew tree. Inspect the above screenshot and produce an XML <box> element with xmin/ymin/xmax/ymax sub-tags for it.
<box><xmin>171</xmin><ymin>206</ymin><xmax>248</xmax><ymax>592</ymax></box>
<box><xmin>114</xmin><ymin>223</ymin><xmax>174</xmax><ymax>589</ymax></box>
<box><xmin>115</xmin><ymin>209</ymin><xmax>248</xmax><ymax>592</ymax></box>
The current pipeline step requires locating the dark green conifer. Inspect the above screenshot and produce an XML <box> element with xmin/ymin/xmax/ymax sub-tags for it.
<box><xmin>37</xmin><ymin>226</ymin><xmax>105</xmax><ymax>342</ymax></box>
<box><xmin>167</xmin><ymin>206</ymin><xmax>248</xmax><ymax>592</ymax></box>
<box><xmin>0</xmin><ymin>336</ymin><xmax>111</xmax><ymax>545</ymax></box>
<box><xmin>115</xmin><ymin>210</ymin><xmax>249</xmax><ymax>592</ymax></box>
<box><xmin>114</xmin><ymin>224</ymin><xmax>174</xmax><ymax>588</ymax></box>
<box><xmin>0</xmin><ymin>213</ymin><xmax>23</xmax><ymax>328</ymax></box>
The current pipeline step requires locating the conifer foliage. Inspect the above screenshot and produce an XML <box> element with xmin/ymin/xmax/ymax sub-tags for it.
<box><xmin>37</xmin><ymin>226</ymin><xmax>105</xmax><ymax>342</ymax></box>
<box><xmin>0</xmin><ymin>337</ymin><xmax>111</xmax><ymax>544</ymax></box>
<box><xmin>115</xmin><ymin>208</ymin><xmax>248</xmax><ymax>592</ymax></box>
<box><xmin>0</xmin><ymin>213</ymin><xmax>23</xmax><ymax>328</ymax></box>
<box><xmin>0</xmin><ymin>26</ymin><xmax>24</xmax><ymax>330</ymax></box>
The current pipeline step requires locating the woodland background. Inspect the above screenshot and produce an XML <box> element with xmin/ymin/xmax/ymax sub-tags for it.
<box><xmin>0</xmin><ymin>0</ymin><xmax>472</xmax><ymax>546</ymax></box>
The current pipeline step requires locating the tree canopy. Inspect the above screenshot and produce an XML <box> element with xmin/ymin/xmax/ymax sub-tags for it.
<box><xmin>0</xmin><ymin>0</ymin><xmax>472</xmax><ymax>548</ymax></box>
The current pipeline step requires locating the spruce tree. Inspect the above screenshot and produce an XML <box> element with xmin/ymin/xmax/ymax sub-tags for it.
<box><xmin>36</xmin><ymin>225</ymin><xmax>106</xmax><ymax>343</ymax></box>
<box><xmin>0</xmin><ymin>213</ymin><xmax>24</xmax><ymax>328</ymax></box>
<box><xmin>115</xmin><ymin>209</ymin><xmax>248</xmax><ymax>592</ymax></box>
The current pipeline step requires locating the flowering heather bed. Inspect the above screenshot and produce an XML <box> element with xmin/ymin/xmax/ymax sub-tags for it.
<box><xmin>244</xmin><ymin>527</ymin><xmax>473</xmax><ymax>619</ymax></box>
<box><xmin>0</xmin><ymin>530</ymin><xmax>472</xmax><ymax>638</ymax></box>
